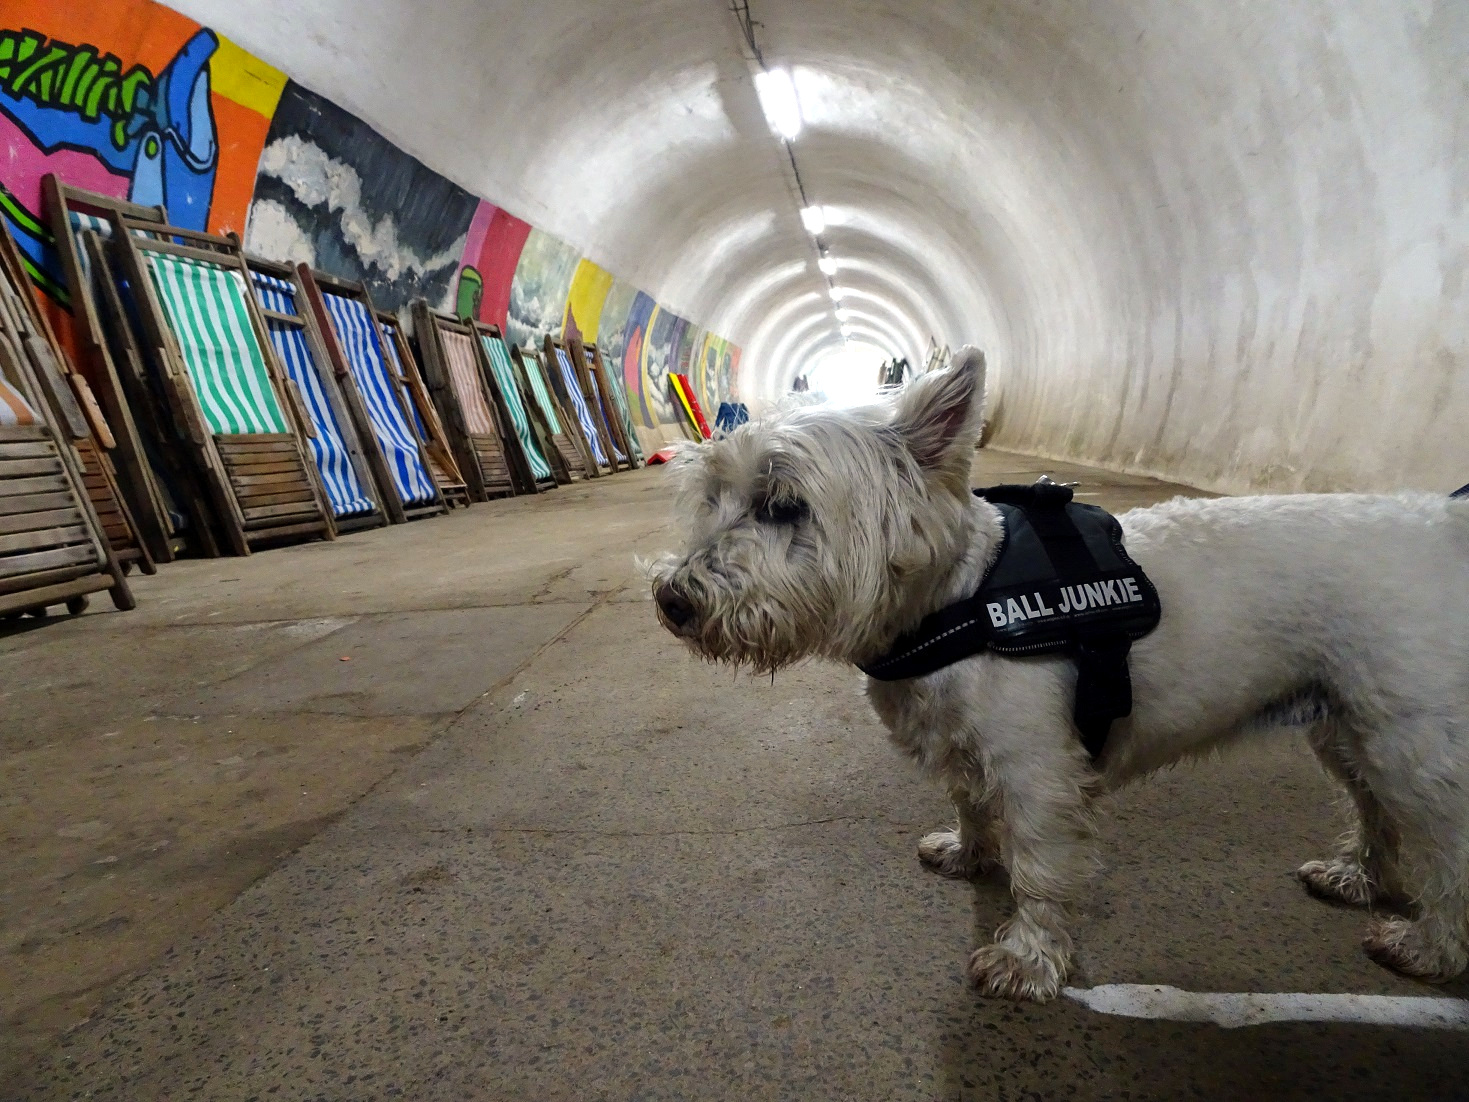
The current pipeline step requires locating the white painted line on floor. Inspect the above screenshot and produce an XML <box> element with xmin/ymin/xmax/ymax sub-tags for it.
<box><xmin>1063</xmin><ymin>984</ymin><xmax>1469</xmax><ymax>1030</ymax></box>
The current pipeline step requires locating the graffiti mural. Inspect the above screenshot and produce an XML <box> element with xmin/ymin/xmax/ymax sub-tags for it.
<box><xmin>246</xmin><ymin>82</ymin><xmax>478</xmax><ymax>312</ymax></box>
<box><xmin>0</xmin><ymin>2</ymin><xmax>283</xmax><ymax>301</ymax></box>
<box><xmin>505</xmin><ymin>228</ymin><xmax>579</xmax><ymax>349</ymax></box>
<box><xmin>2</xmin><ymin>0</ymin><xmax>740</xmax><ymax>434</ymax></box>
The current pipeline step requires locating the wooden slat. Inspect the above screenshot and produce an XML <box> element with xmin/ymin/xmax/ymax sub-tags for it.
<box><xmin>0</xmin><ymin>474</ymin><xmax>70</xmax><ymax>498</ymax></box>
<box><xmin>218</xmin><ymin>433</ymin><xmax>296</xmax><ymax>448</ymax></box>
<box><xmin>0</xmin><ymin>441</ymin><xmax>57</xmax><ymax>460</ymax></box>
<box><xmin>230</xmin><ymin>471</ymin><xmax>312</xmax><ymax>491</ymax></box>
<box><xmin>0</xmin><ymin>524</ymin><xmax>92</xmax><ymax>554</ymax></box>
<box><xmin>0</xmin><ymin>456</ymin><xmax>64</xmax><ymax>478</ymax></box>
<box><xmin>0</xmin><ymin>573</ymin><xmax>113</xmax><ymax>614</ymax></box>
<box><xmin>241</xmin><ymin>502</ymin><xmax>320</xmax><ymax>523</ymax></box>
<box><xmin>0</xmin><ymin>542</ymin><xmax>97</xmax><ymax>580</ymax></box>
<box><xmin>258</xmin><ymin>307</ymin><xmax>305</xmax><ymax>329</ymax></box>
<box><xmin>220</xmin><ymin>459</ymin><xmax>305</xmax><ymax>477</ymax></box>
<box><xmin>0</xmin><ymin>490</ymin><xmax>75</xmax><ymax>516</ymax></box>
<box><xmin>0</xmin><ymin>506</ymin><xmax>86</xmax><ymax>535</ymax></box>
<box><xmin>237</xmin><ymin>487</ymin><xmax>315</xmax><ymax>509</ymax></box>
<box><xmin>0</xmin><ymin>425</ymin><xmax>48</xmax><ymax>443</ymax></box>
<box><xmin>244</xmin><ymin>519</ymin><xmax>330</xmax><ymax>544</ymax></box>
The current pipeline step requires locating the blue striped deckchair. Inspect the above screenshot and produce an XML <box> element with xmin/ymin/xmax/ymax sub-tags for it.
<box><xmin>113</xmin><ymin>223</ymin><xmax>334</xmax><ymax>555</ymax></box>
<box><xmin>376</xmin><ymin>313</ymin><xmax>471</xmax><ymax>509</ymax></box>
<box><xmin>249</xmin><ymin>269</ymin><xmax>378</xmax><ymax>522</ymax></box>
<box><xmin>548</xmin><ymin>340</ymin><xmax>610</xmax><ymax>469</ymax></box>
<box><xmin>581</xmin><ymin>343</ymin><xmax>638</xmax><ymax>467</ymax></box>
<box><xmin>477</xmin><ymin>329</ymin><xmax>554</xmax><ymax>485</ymax></box>
<box><xmin>318</xmin><ymin>290</ymin><xmax>439</xmax><ymax>510</ymax></box>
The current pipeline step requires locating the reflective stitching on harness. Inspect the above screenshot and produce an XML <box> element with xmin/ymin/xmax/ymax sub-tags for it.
<box><xmin>865</xmin><ymin>617</ymin><xmax>982</xmax><ymax>670</ymax></box>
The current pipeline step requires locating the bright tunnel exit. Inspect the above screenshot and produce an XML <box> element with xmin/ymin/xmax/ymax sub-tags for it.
<box><xmin>803</xmin><ymin>340</ymin><xmax>888</xmax><ymax>408</ymax></box>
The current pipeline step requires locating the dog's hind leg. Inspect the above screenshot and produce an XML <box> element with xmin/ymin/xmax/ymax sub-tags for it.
<box><xmin>965</xmin><ymin>751</ymin><xmax>1097</xmax><ymax>1002</ymax></box>
<box><xmin>918</xmin><ymin>785</ymin><xmax>1000</xmax><ymax>880</ymax></box>
<box><xmin>1298</xmin><ymin>722</ymin><xmax>1402</xmax><ymax>907</ymax></box>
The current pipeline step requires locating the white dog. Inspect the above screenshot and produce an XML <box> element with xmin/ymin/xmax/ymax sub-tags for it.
<box><xmin>650</xmin><ymin>348</ymin><xmax>1469</xmax><ymax>1001</ymax></box>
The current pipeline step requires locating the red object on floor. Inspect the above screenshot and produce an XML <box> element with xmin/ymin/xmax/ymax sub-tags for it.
<box><xmin>647</xmin><ymin>447</ymin><xmax>679</xmax><ymax>464</ymax></box>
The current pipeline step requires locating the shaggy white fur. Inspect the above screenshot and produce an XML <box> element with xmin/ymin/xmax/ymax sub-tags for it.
<box><xmin>650</xmin><ymin>349</ymin><xmax>1469</xmax><ymax>1002</ymax></box>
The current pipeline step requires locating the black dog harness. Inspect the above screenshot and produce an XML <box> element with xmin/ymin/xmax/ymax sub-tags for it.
<box><xmin>858</xmin><ymin>482</ymin><xmax>1162</xmax><ymax>760</ymax></box>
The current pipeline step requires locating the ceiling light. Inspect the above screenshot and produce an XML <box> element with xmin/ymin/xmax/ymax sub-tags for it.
<box><xmin>754</xmin><ymin>68</ymin><xmax>802</xmax><ymax>140</ymax></box>
<box><xmin>800</xmin><ymin>205</ymin><xmax>825</xmax><ymax>235</ymax></box>
<box><xmin>829</xmin><ymin>285</ymin><xmax>846</xmax><ymax>301</ymax></box>
<box><xmin>817</xmin><ymin>257</ymin><xmax>837</xmax><ymax>275</ymax></box>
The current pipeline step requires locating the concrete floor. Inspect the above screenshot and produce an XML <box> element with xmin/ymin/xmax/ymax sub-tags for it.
<box><xmin>4</xmin><ymin>450</ymin><xmax>1467</xmax><ymax>1100</ymax></box>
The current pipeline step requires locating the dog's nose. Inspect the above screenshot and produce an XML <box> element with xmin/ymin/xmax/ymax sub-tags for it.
<box><xmin>656</xmin><ymin>583</ymin><xmax>697</xmax><ymax>630</ymax></box>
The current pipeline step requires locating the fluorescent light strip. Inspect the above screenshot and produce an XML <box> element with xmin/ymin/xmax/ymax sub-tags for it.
<box><xmin>754</xmin><ymin>68</ymin><xmax>802</xmax><ymax>140</ymax></box>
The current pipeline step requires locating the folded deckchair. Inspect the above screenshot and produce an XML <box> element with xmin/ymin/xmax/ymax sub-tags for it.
<box><xmin>295</xmin><ymin>267</ymin><xmax>448</xmax><ymax>524</ymax></box>
<box><xmin>245</xmin><ymin>258</ymin><xmax>385</xmax><ymax>532</ymax></box>
<box><xmin>0</xmin><ymin>306</ymin><xmax>133</xmax><ymax>619</ymax></box>
<box><xmin>110</xmin><ymin>218</ymin><xmax>335</xmax><ymax>555</ymax></box>
<box><xmin>472</xmin><ymin>322</ymin><xmax>559</xmax><ymax>493</ymax></box>
<box><xmin>579</xmin><ymin>341</ymin><xmax>643</xmax><ymax>469</ymax></box>
<box><xmin>544</xmin><ymin>336</ymin><xmax>614</xmax><ymax>475</ymax></box>
<box><xmin>669</xmin><ymin>372</ymin><xmax>713</xmax><ymax>440</ymax></box>
<box><xmin>513</xmin><ymin>346</ymin><xmax>585</xmax><ymax>482</ymax></box>
<box><xmin>376</xmin><ymin>309</ymin><xmax>472</xmax><ymax>509</ymax></box>
<box><xmin>411</xmin><ymin>304</ymin><xmax>516</xmax><ymax>501</ymax></box>
<box><xmin>42</xmin><ymin>176</ymin><xmax>177</xmax><ymax>562</ymax></box>
<box><xmin>0</xmin><ymin>214</ymin><xmax>155</xmax><ymax>583</ymax></box>
<box><xmin>566</xmin><ymin>338</ymin><xmax>632</xmax><ymax>472</ymax></box>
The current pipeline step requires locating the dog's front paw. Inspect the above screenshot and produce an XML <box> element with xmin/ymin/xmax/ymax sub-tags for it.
<box><xmin>1363</xmin><ymin>917</ymin><xmax>1468</xmax><ymax>982</ymax></box>
<box><xmin>965</xmin><ymin>943</ymin><xmax>1063</xmax><ymax>1002</ymax></box>
<box><xmin>1297</xmin><ymin>858</ymin><xmax>1378</xmax><ymax>907</ymax></box>
<box><xmin>918</xmin><ymin>829</ymin><xmax>993</xmax><ymax>880</ymax></box>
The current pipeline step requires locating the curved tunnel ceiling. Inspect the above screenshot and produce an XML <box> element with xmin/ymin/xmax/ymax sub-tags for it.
<box><xmin>169</xmin><ymin>0</ymin><xmax>1468</xmax><ymax>493</ymax></box>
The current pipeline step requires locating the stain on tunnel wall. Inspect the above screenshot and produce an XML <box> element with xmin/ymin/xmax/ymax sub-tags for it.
<box><xmin>0</xmin><ymin>0</ymin><xmax>739</xmax><ymax>436</ymax></box>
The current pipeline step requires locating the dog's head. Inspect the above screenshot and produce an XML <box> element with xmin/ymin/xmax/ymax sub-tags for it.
<box><xmin>648</xmin><ymin>347</ymin><xmax>992</xmax><ymax>671</ymax></box>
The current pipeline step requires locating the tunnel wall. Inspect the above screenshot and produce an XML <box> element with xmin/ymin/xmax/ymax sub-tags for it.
<box><xmin>0</xmin><ymin>0</ymin><xmax>739</xmax><ymax>446</ymax></box>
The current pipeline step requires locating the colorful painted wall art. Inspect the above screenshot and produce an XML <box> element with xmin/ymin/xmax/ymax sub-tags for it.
<box><xmin>0</xmin><ymin>0</ymin><xmax>740</xmax><ymax>438</ymax></box>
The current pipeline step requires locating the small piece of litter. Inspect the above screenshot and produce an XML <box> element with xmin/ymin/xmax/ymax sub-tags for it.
<box><xmin>340</xmin><ymin>656</ymin><xmax>352</xmax><ymax>662</ymax></box>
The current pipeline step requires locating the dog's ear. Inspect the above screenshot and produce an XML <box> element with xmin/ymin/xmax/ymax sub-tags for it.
<box><xmin>892</xmin><ymin>347</ymin><xmax>986</xmax><ymax>470</ymax></box>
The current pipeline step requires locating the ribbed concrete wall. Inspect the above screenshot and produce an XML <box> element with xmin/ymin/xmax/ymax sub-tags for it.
<box><xmin>170</xmin><ymin>0</ymin><xmax>1469</xmax><ymax>493</ymax></box>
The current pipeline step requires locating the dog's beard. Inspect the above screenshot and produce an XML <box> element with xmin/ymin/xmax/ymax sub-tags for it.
<box><xmin>659</xmin><ymin>583</ymin><xmax>816</xmax><ymax>674</ymax></box>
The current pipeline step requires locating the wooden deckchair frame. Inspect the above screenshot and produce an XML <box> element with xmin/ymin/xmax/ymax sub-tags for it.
<box><xmin>579</xmin><ymin>340</ymin><xmax>642</xmax><ymax>469</ymax></box>
<box><xmin>468</xmin><ymin>320</ymin><xmax>560</xmax><ymax>493</ymax></box>
<box><xmin>242</xmin><ymin>256</ymin><xmax>388</xmax><ymax>534</ymax></box>
<box><xmin>410</xmin><ymin>304</ymin><xmax>516</xmax><ymax>501</ymax></box>
<box><xmin>0</xmin><ymin>278</ymin><xmax>133</xmax><ymax>617</ymax></box>
<box><xmin>295</xmin><ymin>267</ymin><xmax>450</xmax><ymax>522</ymax></box>
<box><xmin>43</xmin><ymin>176</ymin><xmax>180</xmax><ymax>561</ymax></box>
<box><xmin>511</xmin><ymin>345</ymin><xmax>583</xmax><ymax>483</ymax></box>
<box><xmin>566</xmin><ymin>338</ymin><xmax>633</xmax><ymax>472</ymax></box>
<box><xmin>0</xmin><ymin>215</ymin><xmax>155</xmax><ymax>579</ymax></box>
<box><xmin>374</xmin><ymin>304</ymin><xmax>471</xmax><ymax>509</ymax></box>
<box><xmin>109</xmin><ymin>216</ymin><xmax>336</xmax><ymax>555</ymax></box>
<box><xmin>544</xmin><ymin>336</ymin><xmax>612</xmax><ymax>476</ymax></box>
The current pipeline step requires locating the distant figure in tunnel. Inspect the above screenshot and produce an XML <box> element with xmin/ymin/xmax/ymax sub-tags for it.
<box><xmin>650</xmin><ymin>348</ymin><xmax>1469</xmax><ymax>1002</ymax></box>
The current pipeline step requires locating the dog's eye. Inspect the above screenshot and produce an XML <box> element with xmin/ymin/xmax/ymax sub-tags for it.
<box><xmin>756</xmin><ymin>497</ymin><xmax>807</xmax><ymax>525</ymax></box>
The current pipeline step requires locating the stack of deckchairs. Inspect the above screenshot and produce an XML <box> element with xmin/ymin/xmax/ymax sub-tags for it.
<box><xmin>0</xmin><ymin>217</ymin><xmax>134</xmax><ymax>619</ymax></box>
<box><xmin>20</xmin><ymin>173</ymin><xmax>734</xmax><ymax>626</ymax></box>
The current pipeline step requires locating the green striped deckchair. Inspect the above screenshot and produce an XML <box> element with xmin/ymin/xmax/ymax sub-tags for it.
<box><xmin>113</xmin><ymin>221</ymin><xmax>334</xmax><ymax>556</ymax></box>
<box><xmin>515</xmin><ymin>346</ymin><xmax>589</xmax><ymax>481</ymax></box>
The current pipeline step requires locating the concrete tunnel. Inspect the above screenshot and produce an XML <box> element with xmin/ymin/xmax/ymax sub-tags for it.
<box><xmin>6</xmin><ymin>0</ymin><xmax>1469</xmax><ymax>1097</ymax></box>
<box><xmin>176</xmin><ymin>0</ymin><xmax>1467</xmax><ymax>494</ymax></box>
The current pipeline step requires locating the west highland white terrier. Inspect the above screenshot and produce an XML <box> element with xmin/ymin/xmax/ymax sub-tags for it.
<box><xmin>650</xmin><ymin>348</ymin><xmax>1469</xmax><ymax>1001</ymax></box>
